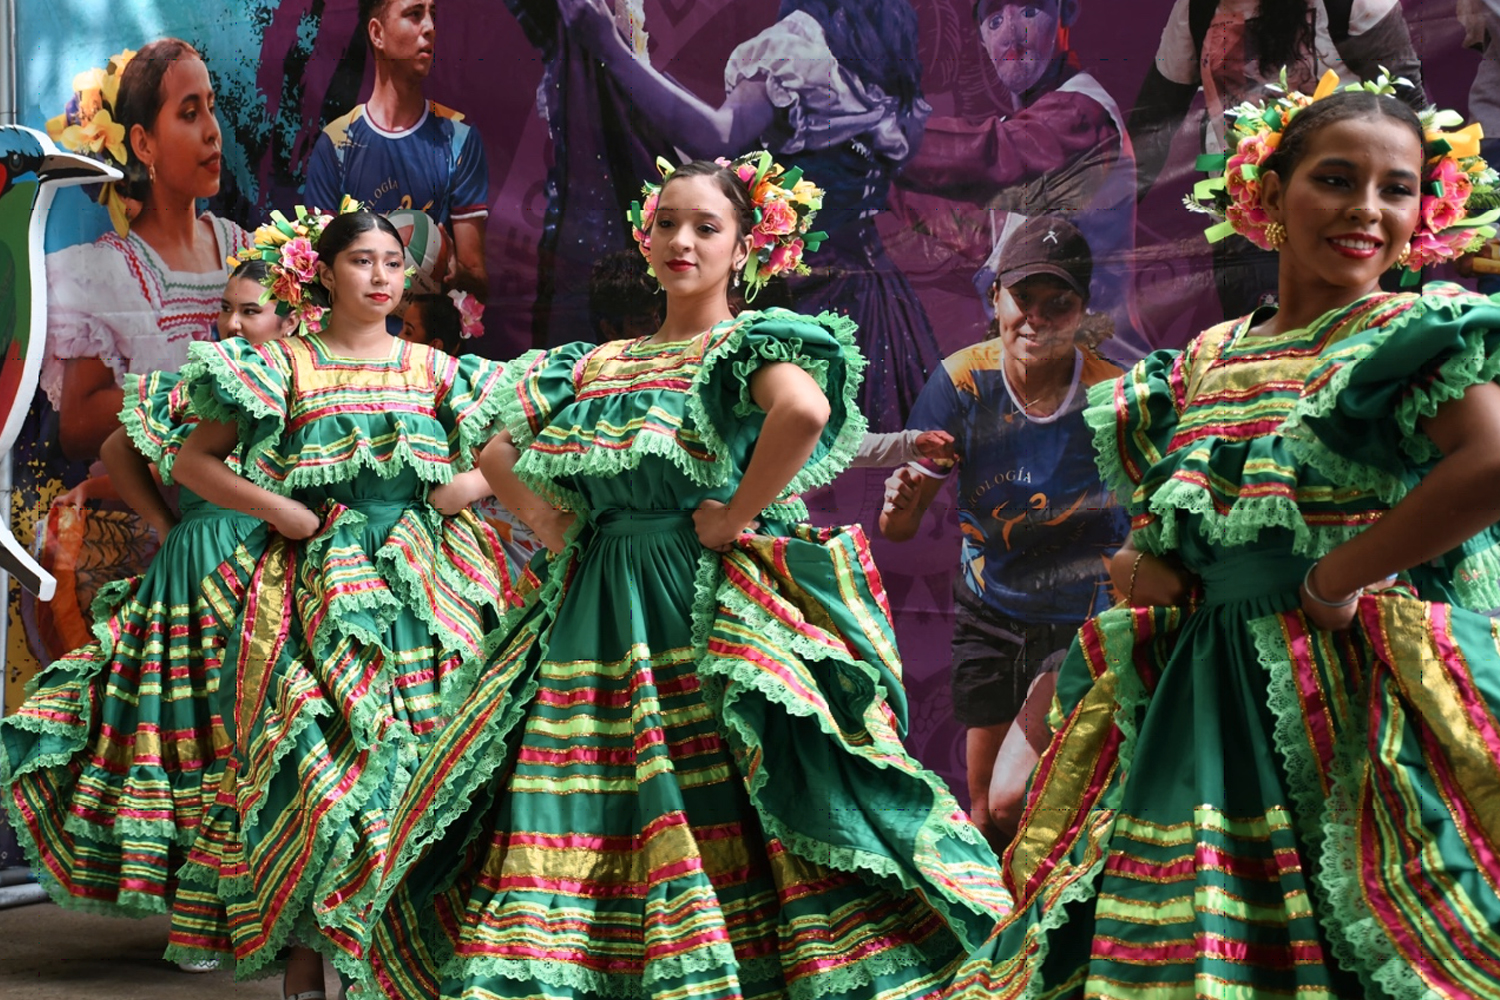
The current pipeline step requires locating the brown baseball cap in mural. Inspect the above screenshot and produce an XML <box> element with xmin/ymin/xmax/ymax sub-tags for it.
<box><xmin>996</xmin><ymin>215</ymin><xmax>1093</xmax><ymax>302</ymax></box>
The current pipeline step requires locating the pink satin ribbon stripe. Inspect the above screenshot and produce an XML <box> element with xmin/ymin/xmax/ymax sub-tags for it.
<box><xmin>1281</xmin><ymin>611</ymin><xmax>1339</xmax><ymax>782</ymax></box>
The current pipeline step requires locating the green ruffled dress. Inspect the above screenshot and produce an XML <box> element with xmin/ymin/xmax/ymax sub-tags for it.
<box><xmin>949</xmin><ymin>283</ymin><xmax>1500</xmax><ymax>1000</ymax></box>
<box><xmin>170</xmin><ymin>333</ymin><xmax>517</xmax><ymax>979</ymax></box>
<box><xmin>1</xmin><ymin>368</ymin><xmax>261</xmax><ymax>956</ymax></box>
<box><xmin>357</xmin><ymin>309</ymin><xmax>1010</xmax><ymax>1000</ymax></box>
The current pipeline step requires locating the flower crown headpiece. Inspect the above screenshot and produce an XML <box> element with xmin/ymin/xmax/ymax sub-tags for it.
<box><xmin>628</xmin><ymin>152</ymin><xmax>827</xmax><ymax>299</ymax></box>
<box><xmin>1188</xmin><ymin>68</ymin><xmax>1500</xmax><ymax>280</ymax></box>
<box><xmin>46</xmin><ymin>49</ymin><xmax>137</xmax><ymax>236</ymax></box>
<box><xmin>447</xmin><ymin>289</ymin><xmax>484</xmax><ymax>339</ymax></box>
<box><xmin>231</xmin><ymin>196</ymin><xmax>379</xmax><ymax>336</ymax></box>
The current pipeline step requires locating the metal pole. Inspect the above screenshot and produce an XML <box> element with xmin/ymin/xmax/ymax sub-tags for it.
<box><xmin>0</xmin><ymin>0</ymin><xmax>15</xmax><ymax>124</ymax></box>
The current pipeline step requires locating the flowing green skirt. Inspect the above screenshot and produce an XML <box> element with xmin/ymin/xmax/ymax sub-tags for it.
<box><xmin>1</xmin><ymin>500</ymin><xmax>260</xmax><ymax>927</ymax></box>
<box><xmin>361</xmin><ymin>512</ymin><xmax>1008</xmax><ymax>1000</ymax></box>
<box><xmin>175</xmin><ymin>497</ymin><xmax>514</xmax><ymax>979</ymax></box>
<box><xmin>950</xmin><ymin>547</ymin><xmax>1500</xmax><ymax>1000</ymax></box>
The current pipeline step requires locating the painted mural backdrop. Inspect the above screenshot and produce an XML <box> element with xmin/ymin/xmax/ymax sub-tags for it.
<box><xmin>1</xmin><ymin>0</ymin><xmax>1483</xmax><ymax>802</ymax></box>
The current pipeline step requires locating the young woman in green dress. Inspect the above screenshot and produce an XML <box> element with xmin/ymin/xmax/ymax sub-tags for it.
<box><xmin>352</xmin><ymin>157</ymin><xmax>1009</xmax><ymax>1000</ymax></box>
<box><xmin>947</xmin><ymin>81</ymin><xmax>1500</xmax><ymax>999</ymax></box>
<box><xmin>0</xmin><ymin>259</ymin><xmax>292</xmax><ymax>968</ymax></box>
<box><xmin>170</xmin><ymin>210</ymin><xmax>517</xmax><ymax>997</ymax></box>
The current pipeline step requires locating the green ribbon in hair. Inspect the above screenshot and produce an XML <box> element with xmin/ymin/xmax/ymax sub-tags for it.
<box><xmin>1204</xmin><ymin>219</ymin><xmax>1238</xmax><ymax>243</ymax></box>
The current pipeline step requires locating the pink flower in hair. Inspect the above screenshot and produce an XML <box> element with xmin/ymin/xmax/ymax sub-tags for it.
<box><xmin>1226</xmin><ymin>200</ymin><xmax>1273</xmax><ymax>250</ymax></box>
<box><xmin>766</xmin><ymin>239</ymin><xmax>804</xmax><ymax>276</ymax></box>
<box><xmin>302</xmin><ymin>305</ymin><xmax>325</xmax><ymax>335</ymax></box>
<box><xmin>631</xmin><ymin>190</ymin><xmax>660</xmax><ymax>259</ymax></box>
<box><xmin>758</xmin><ymin>197</ymin><xmax>797</xmax><ymax>237</ymax></box>
<box><xmin>1404</xmin><ymin>229</ymin><xmax>1456</xmax><ymax>270</ymax></box>
<box><xmin>1223</xmin><ymin>159</ymin><xmax>1260</xmax><ymax>205</ymax></box>
<box><xmin>1236</xmin><ymin>128</ymin><xmax>1272</xmax><ymax>166</ymax></box>
<box><xmin>1419</xmin><ymin>158</ymin><xmax>1472</xmax><ymax>235</ymax></box>
<box><xmin>1219</xmin><ymin>129</ymin><xmax>1277</xmax><ymax>248</ymax></box>
<box><xmin>280</xmin><ymin>237</ymin><xmax>319</xmax><ymax>282</ymax></box>
<box><xmin>450</xmin><ymin>289</ymin><xmax>485</xmax><ymax>339</ymax></box>
<box><xmin>1421</xmin><ymin>193</ymin><xmax>1466</xmax><ymax>237</ymax></box>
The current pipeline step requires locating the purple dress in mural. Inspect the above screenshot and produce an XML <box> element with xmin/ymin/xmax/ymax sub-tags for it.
<box><xmin>727</xmin><ymin>10</ymin><xmax>940</xmax><ymax>433</ymax></box>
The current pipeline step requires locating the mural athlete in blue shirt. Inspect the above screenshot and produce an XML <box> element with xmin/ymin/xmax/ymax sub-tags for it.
<box><xmin>304</xmin><ymin>0</ymin><xmax>490</xmax><ymax>299</ymax></box>
<box><xmin>881</xmin><ymin>215</ymin><xmax>1127</xmax><ymax>849</ymax></box>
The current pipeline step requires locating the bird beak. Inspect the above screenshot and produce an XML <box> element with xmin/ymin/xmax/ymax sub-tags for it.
<box><xmin>40</xmin><ymin>149</ymin><xmax>120</xmax><ymax>184</ymax></box>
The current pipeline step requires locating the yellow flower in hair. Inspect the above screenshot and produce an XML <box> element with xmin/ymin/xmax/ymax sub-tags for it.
<box><xmin>253</xmin><ymin>222</ymin><xmax>292</xmax><ymax>248</ymax></box>
<box><xmin>101</xmin><ymin>49</ymin><xmax>136</xmax><ymax>110</ymax></box>
<box><xmin>1310</xmin><ymin>69</ymin><xmax>1340</xmax><ymax>103</ymax></box>
<box><xmin>71</xmin><ymin>68</ymin><xmax>106</xmax><ymax>121</ymax></box>
<box><xmin>59</xmin><ymin>109</ymin><xmax>126</xmax><ymax>164</ymax></box>
<box><xmin>1430</xmin><ymin>122</ymin><xmax>1484</xmax><ymax>162</ymax></box>
<box><xmin>102</xmin><ymin>184</ymin><xmax>132</xmax><ymax>237</ymax></box>
<box><xmin>790</xmin><ymin>178</ymin><xmax>823</xmax><ymax>210</ymax></box>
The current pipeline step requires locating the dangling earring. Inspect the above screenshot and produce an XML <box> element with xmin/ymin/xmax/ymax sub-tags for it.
<box><xmin>147</xmin><ymin>162</ymin><xmax>157</xmax><ymax>185</ymax></box>
<box><xmin>1265</xmin><ymin>221</ymin><xmax>1287</xmax><ymax>249</ymax></box>
<box><xmin>732</xmin><ymin>269</ymin><xmax>742</xmax><ymax>290</ymax></box>
<box><xmin>1394</xmin><ymin>242</ymin><xmax>1412</xmax><ymax>270</ymax></box>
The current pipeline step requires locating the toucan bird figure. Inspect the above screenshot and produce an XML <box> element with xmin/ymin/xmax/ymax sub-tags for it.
<box><xmin>0</xmin><ymin>126</ymin><xmax>120</xmax><ymax>600</ymax></box>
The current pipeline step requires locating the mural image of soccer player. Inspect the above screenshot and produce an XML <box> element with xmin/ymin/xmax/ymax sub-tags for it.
<box><xmin>879</xmin><ymin>217</ymin><xmax>1127</xmax><ymax>849</ymax></box>
<box><xmin>895</xmin><ymin>0</ymin><xmax>1146</xmax><ymax>361</ymax></box>
<box><xmin>304</xmin><ymin>0</ymin><xmax>489</xmax><ymax>299</ymax></box>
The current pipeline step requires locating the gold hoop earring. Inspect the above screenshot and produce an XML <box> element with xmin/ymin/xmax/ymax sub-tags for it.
<box><xmin>1265</xmin><ymin>221</ymin><xmax>1287</xmax><ymax>249</ymax></box>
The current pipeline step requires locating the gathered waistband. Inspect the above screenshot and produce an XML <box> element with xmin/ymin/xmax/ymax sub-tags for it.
<box><xmin>313</xmin><ymin>498</ymin><xmax>412</xmax><ymax>517</ymax></box>
<box><xmin>592</xmin><ymin>510</ymin><xmax>696</xmax><ymax>537</ymax></box>
<box><xmin>1198</xmin><ymin>552</ymin><xmax>1313</xmax><ymax>607</ymax></box>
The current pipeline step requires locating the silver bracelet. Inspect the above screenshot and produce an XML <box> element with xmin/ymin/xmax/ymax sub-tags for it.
<box><xmin>1302</xmin><ymin>561</ymin><xmax>1359</xmax><ymax>608</ymax></box>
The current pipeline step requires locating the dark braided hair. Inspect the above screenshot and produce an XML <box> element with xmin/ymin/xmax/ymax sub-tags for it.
<box><xmin>230</xmin><ymin>258</ymin><xmax>271</xmax><ymax>284</ymax></box>
<box><xmin>1260</xmin><ymin>89</ymin><xmax>1426</xmax><ymax>182</ymax></box>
